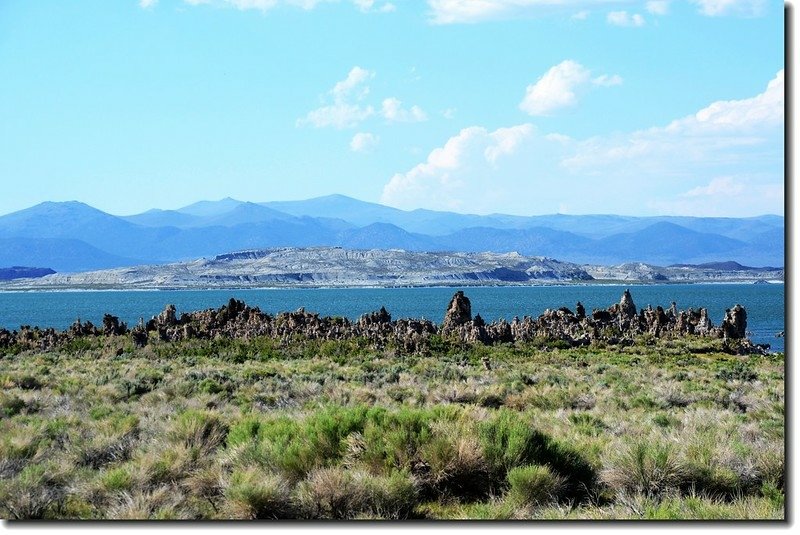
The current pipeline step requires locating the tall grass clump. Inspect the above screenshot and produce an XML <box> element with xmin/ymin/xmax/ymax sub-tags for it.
<box><xmin>601</xmin><ymin>439</ymin><xmax>685</xmax><ymax>500</ymax></box>
<box><xmin>221</xmin><ymin>467</ymin><xmax>295</xmax><ymax>519</ymax></box>
<box><xmin>293</xmin><ymin>467</ymin><xmax>418</xmax><ymax>519</ymax></box>
<box><xmin>506</xmin><ymin>464</ymin><xmax>566</xmax><ymax>507</ymax></box>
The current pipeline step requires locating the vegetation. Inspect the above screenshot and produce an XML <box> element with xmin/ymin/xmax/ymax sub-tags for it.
<box><xmin>0</xmin><ymin>334</ymin><xmax>784</xmax><ymax>520</ymax></box>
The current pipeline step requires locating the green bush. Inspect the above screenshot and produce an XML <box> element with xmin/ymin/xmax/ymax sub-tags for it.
<box><xmin>223</xmin><ymin>467</ymin><xmax>295</xmax><ymax>519</ymax></box>
<box><xmin>478</xmin><ymin>410</ymin><xmax>596</xmax><ymax>500</ymax></box>
<box><xmin>602</xmin><ymin>440</ymin><xmax>685</xmax><ymax>499</ymax></box>
<box><xmin>507</xmin><ymin>464</ymin><xmax>565</xmax><ymax>506</ymax></box>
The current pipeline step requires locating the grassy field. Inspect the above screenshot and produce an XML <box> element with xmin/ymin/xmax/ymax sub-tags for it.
<box><xmin>0</xmin><ymin>333</ymin><xmax>784</xmax><ymax>520</ymax></box>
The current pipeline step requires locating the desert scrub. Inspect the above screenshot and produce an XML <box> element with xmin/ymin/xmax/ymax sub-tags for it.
<box><xmin>0</xmin><ymin>336</ymin><xmax>784</xmax><ymax>519</ymax></box>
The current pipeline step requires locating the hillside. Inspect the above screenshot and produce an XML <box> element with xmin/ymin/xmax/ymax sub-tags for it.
<box><xmin>0</xmin><ymin>247</ymin><xmax>783</xmax><ymax>290</ymax></box>
<box><xmin>0</xmin><ymin>196</ymin><xmax>784</xmax><ymax>271</ymax></box>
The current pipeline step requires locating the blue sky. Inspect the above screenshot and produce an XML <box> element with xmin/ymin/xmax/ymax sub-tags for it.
<box><xmin>0</xmin><ymin>0</ymin><xmax>784</xmax><ymax>217</ymax></box>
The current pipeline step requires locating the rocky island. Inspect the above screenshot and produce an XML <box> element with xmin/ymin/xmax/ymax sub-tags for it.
<box><xmin>0</xmin><ymin>247</ymin><xmax>784</xmax><ymax>290</ymax></box>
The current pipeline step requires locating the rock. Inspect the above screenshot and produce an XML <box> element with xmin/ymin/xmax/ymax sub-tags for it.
<box><xmin>0</xmin><ymin>290</ymin><xmax>756</xmax><ymax>354</ymax></box>
<box><xmin>619</xmin><ymin>289</ymin><xmax>637</xmax><ymax>318</ymax></box>
<box><xmin>131</xmin><ymin>326</ymin><xmax>148</xmax><ymax>348</ymax></box>
<box><xmin>102</xmin><ymin>314</ymin><xmax>127</xmax><ymax>336</ymax></box>
<box><xmin>442</xmin><ymin>291</ymin><xmax>472</xmax><ymax>333</ymax></box>
<box><xmin>721</xmin><ymin>304</ymin><xmax>747</xmax><ymax>339</ymax></box>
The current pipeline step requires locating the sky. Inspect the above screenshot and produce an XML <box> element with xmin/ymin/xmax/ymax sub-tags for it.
<box><xmin>0</xmin><ymin>0</ymin><xmax>785</xmax><ymax>217</ymax></box>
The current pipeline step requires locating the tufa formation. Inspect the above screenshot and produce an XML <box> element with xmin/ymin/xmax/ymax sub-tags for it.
<box><xmin>0</xmin><ymin>291</ymin><xmax>764</xmax><ymax>355</ymax></box>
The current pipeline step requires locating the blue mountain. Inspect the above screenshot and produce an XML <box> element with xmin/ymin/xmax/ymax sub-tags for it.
<box><xmin>0</xmin><ymin>197</ymin><xmax>784</xmax><ymax>272</ymax></box>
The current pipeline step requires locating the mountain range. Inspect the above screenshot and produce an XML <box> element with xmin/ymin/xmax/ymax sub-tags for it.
<box><xmin>0</xmin><ymin>195</ymin><xmax>783</xmax><ymax>272</ymax></box>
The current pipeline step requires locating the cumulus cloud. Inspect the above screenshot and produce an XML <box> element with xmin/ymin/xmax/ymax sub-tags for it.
<box><xmin>689</xmin><ymin>0</ymin><xmax>766</xmax><ymax>17</ymax></box>
<box><xmin>607</xmin><ymin>10</ymin><xmax>645</xmax><ymax>26</ymax></box>
<box><xmin>350</xmin><ymin>132</ymin><xmax>380</xmax><ymax>152</ymax></box>
<box><xmin>297</xmin><ymin>67</ymin><xmax>375</xmax><ymax>129</ymax></box>
<box><xmin>332</xmin><ymin>66</ymin><xmax>373</xmax><ymax>101</ymax></box>
<box><xmin>380</xmin><ymin>124</ymin><xmax>553</xmax><ymax>213</ymax></box>
<box><xmin>571</xmin><ymin>10</ymin><xmax>589</xmax><ymax>20</ymax></box>
<box><xmin>381</xmin><ymin>98</ymin><xmax>428</xmax><ymax>123</ymax></box>
<box><xmin>663</xmin><ymin>69</ymin><xmax>783</xmax><ymax>133</ymax></box>
<box><xmin>139</xmin><ymin>0</ymin><xmax>159</xmax><ymax>8</ymax></box>
<box><xmin>645</xmin><ymin>1</ymin><xmax>669</xmax><ymax>15</ymax></box>
<box><xmin>382</xmin><ymin>71</ymin><xmax>783</xmax><ymax>217</ymax></box>
<box><xmin>299</xmin><ymin>67</ymin><xmax>428</xmax><ymax>130</ymax></box>
<box><xmin>519</xmin><ymin>60</ymin><xmax>621</xmax><ymax>116</ymax></box>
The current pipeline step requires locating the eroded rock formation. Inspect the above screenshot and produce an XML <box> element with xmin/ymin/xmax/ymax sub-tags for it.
<box><xmin>0</xmin><ymin>291</ymin><xmax>764</xmax><ymax>354</ymax></box>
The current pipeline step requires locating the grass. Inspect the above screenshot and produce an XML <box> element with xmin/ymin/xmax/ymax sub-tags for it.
<box><xmin>0</xmin><ymin>333</ymin><xmax>784</xmax><ymax>520</ymax></box>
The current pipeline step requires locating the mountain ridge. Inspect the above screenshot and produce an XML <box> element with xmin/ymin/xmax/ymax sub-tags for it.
<box><xmin>0</xmin><ymin>196</ymin><xmax>784</xmax><ymax>271</ymax></box>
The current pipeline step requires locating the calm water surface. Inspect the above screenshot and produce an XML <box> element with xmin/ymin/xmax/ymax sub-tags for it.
<box><xmin>0</xmin><ymin>284</ymin><xmax>785</xmax><ymax>352</ymax></box>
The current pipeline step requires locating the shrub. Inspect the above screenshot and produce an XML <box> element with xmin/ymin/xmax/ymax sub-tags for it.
<box><xmin>168</xmin><ymin>410</ymin><xmax>228</xmax><ymax>454</ymax></box>
<box><xmin>362</xmin><ymin>470</ymin><xmax>419</xmax><ymax>519</ymax></box>
<box><xmin>417</xmin><ymin>431</ymin><xmax>490</xmax><ymax>500</ymax></box>
<box><xmin>506</xmin><ymin>464</ymin><xmax>566</xmax><ymax>506</ymax></box>
<box><xmin>0</xmin><ymin>463</ymin><xmax>66</xmax><ymax>519</ymax></box>
<box><xmin>107</xmin><ymin>485</ymin><xmax>189</xmax><ymax>520</ymax></box>
<box><xmin>294</xmin><ymin>467</ymin><xmax>365</xmax><ymax>519</ymax></box>
<box><xmin>293</xmin><ymin>467</ymin><xmax>418</xmax><ymax>520</ymax></box>
<box><xmin>222</xmin><ymin>467</ymin><xmax>295</xmax><ymax>519</ymax></box>
<box><xmin>602</xmin><ymin>440</ymin><xmax>685</xmax><ymax>499</ymax></box>
<box><xmin>478</xmin><ymin>410</ymin><xmax>596</xmax><ymax>500</ymax></box>
<box><xmin>102</xmin><ymin>467</ymin><xmax>134</xmax><ymax>492</ymax></box>
<box><xmin>1</xmin><ymin>393</ymin><xmax>26</xmax><ymax>417</ymax></box>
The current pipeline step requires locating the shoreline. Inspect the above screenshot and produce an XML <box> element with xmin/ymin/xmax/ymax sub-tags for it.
<box><xmin>0</xmin><ymin>279</ymin><xmax>785</xmax><ymax>293</ymax></box>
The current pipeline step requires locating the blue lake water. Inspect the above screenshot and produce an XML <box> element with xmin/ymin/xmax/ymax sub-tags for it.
<box><xmin>0</xmin><ymin>284</ymin><xmax>785</xmax><ymax>352</ymax></box>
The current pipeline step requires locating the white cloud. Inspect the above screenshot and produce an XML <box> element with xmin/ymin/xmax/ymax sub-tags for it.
<box><xmin>665</xmin><ymin>69</ymin><xmax>783</xmax><ymax>133</ymax></box>
<box><xmin>381</xmin><ymin>72</ymin><xmax>783</xmax><ymax>217</ymax></box>
<box><xmin>350</xmin><ymin>132</ymin><xmax>380</xmax><ymax>152</ymax></box>
<box><xmin>427</xmin><ymin>0</ymin><xmax>646</xmax><ymax>24</ymax></box>
<box><xmin>225</xmin><ymin>0</ymin><xmax>279</xmax><ymax>11</ymax></box>
<box><xmin>689</xmin><ymin>0</ymin><xmax>766</xmax><ymax>17</ymax></box>
<box><xmin>298</xmin><ymin>67</ymin><xmax>375</xmax><ymax>129</ymax></box>
<box><xmin>519</xmin><ymin>60</ymin><xmax>621</xmax><ymax>116</ymax></box>
<box><xmin>381</xmin><ymin>124</ymin><xmax>537</xmax><ymax>212</ymax></box>
<box><xmin>645</xmin><ymin>1</ymin><xmax>669</xmax><ymax>15</ymax></box>
<box><xmin>683</xmin><ymin>176</ymin><xmax>746</xmax><ymax>197</ymax></box>
<box><xmin>298</xmin><ymin>104</ymin><xmax>374</xmax><ymax>128</ymax></box>
<box><xmin>352</xmin><ymin>0</ymin><xmax>396</xmax><ymax>12</ymax></box>
<box><xmin>651</xmin><ymin>176</ymin><xmax>782</xmax><ymax>216</ymax></box>
<box><xmin>520</xmin><ymin>60</ymin><xmax>590</xmax><ymax>116</ymax></box>
<box><xmin>381</xmin><ymin>98</ymin><xmax>428</xmax><ymax>123</ymax></box>
<box><xmin>332</xmin><ymin>66</ymin><xmax>373</xmax><ymax>102</ymax></box>
<box><xmin>484</xmin><ymin>124</ymin><xmax>534</xmax><ymax>163</ymax></box>
<box><xmin>563</xmin><ymin>69</ymin><xmax>783</xmax><ymax>179</ymax></box>
<box><xmin>181</xmin><ymin>0</ymin><xmax>396</xmax><ymax>13</ymax></box>
<box><xmin>139</xmin><ymin>0</ymin><xmax>159</xmax><ymax>8</ymax></box>
<box><xmin>300</xmin><ymin>68</ymin><xmax>427</xmax><ymax>129</ymax></box>
<box><xmin>607</xmin><ymin>10</ymin><xmax>645</xmax><ymax>26</ymax></box>
<box><xmin>592</xmin><ymin>74</ymin><xmax>623</xmax><ymax>87</ymax></box>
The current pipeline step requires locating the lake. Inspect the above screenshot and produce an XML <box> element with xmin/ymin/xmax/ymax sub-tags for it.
<box><xmin>0</xmin><ymin>283</ymin><xmax>785</xmax><ymax>352</ymax></box>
